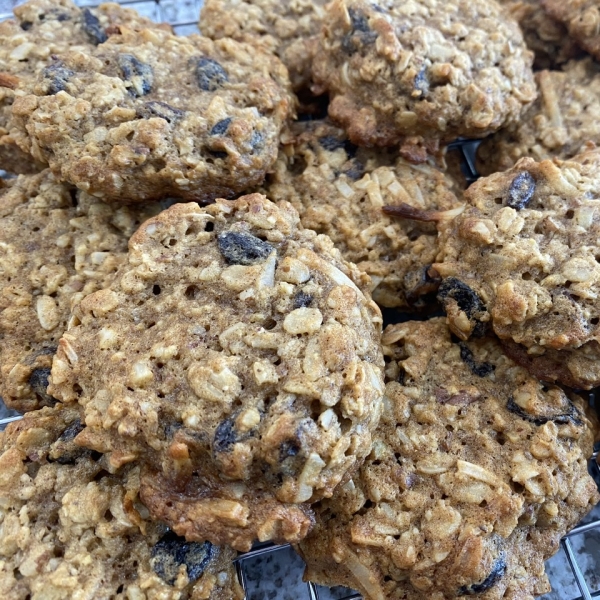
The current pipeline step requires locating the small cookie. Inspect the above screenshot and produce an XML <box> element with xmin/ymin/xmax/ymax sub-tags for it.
<box><xmin>0</xmin><ymin>170</ymin><xmax>161</xmax><ymax>412</ymax></box>
<box><xmin>477</xmin><ymin>59</ymin><xmax>600</xmax><ymax>175</ymax></box>
<box><xmin>49</xmin><ymin>195</ymin><xmax>385</xmax><ymax>551</ymax></box>
<box><xmin>434</xmin><ymin>148</ymin><xmax>600</xmax><ymax>387</ymax></box>
<box><xmin>199</xmin><ymin>0</ymin><xmax>327</xmax><ymax>91</ymax></box>
<box><xmin>10</xmin><ymin>27</ymin><xmax>293</xmax><ymax>203</ymax></box>
<box><xmin>262</xmin><ymin>120</ymin><xmax>463</xmax><ymax>308</ymax></box>
<box><xmin>297</xmin><ymin>318</ymin><xmax>599</xmax><ymax>599</ymax></box>
<box><xmin>311</xmin><ymin>0</ymin><xmax>536</xmax><ymax>149</ymax></box>
<box><xmin>0</xmin><ymin>404</ymin><xmax>243</xmax><ymax>600</ymax></box>
<box><xmin>0</xmin><ymin>0</ymin><xmax>169</xmax><ymax>174</ymax></box>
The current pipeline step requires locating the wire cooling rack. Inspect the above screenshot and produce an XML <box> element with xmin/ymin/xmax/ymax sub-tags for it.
<box><xmin>1</xmin><ymin>0</ymin><xmax>600</xmax><ymax>598</ymax></box>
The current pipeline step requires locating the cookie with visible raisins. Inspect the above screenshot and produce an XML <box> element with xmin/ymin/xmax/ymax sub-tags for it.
<box><xmin>0</xmin><ymin>404</ymin><xmax>242</xmax><ymax>599</ymax></box>
<box><xmin>297</xmin><ymin>318</ymin><xmax>599</xmax><ymax>599</ymax></box>
<box><xmin>10</xmin><ymin>27</ymin><xmax>293</xmax><ymax>203</ymax></box>
<box><xmin>49</xmin><ymin>194</ymin><xmax>385</xmax><ymax>551</ymax></box>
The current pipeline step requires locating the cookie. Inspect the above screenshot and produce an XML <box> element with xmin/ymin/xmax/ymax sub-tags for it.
<box><xmin>297</xmin><ymin>318</ymin><xmax>599</xmax><ymax>599</ymax></box>
<box><xmin>542</xmin><ymin>0</ymin><xmax>600</xmax><ymax>62</ymax></box>
<box><xmin>434</xmin><ymin>148</ymin><xmax>600</xmax><ymax>387</ymax></box>
<box><xmin>477</xmin><ymin>59</ymin><xmax>600</xmax><ymax>175</ymax></box>
<box><xmin>0</xmin><ymin>404</ymin><xmax>243</xmax><ymax>600</ymax></box>
<box><xmin>261</xmin><ymin>120</ymin><xmax>464</xmax><ymax>308</ymax></box>
<box><xmin>48</xmin><ymin>195</ymin><xmax>385</xmax><ymax>551</ymax></box>
<box><xmin>0</xmin><ymin>0</ymin><xmax>169</xmax><ymax>175</ymax></box>
<box><xmin>0</xmin><ymin>170</ymin><xmax>161</xmax><ymax>412</ymax></box>
<box><xmin>311</xmin><ymin>0</ymin><xmax>536</xmax><ymax>149</ymax></box>
<box><xmin>199</xmin><ymin>0</ymin><xmax>327</xmax><ymax>91</ymax></box>
<box><xmin>9</xmin><ymin>27</ymin><xmax>293</xmax><ymax>203</ymax></box>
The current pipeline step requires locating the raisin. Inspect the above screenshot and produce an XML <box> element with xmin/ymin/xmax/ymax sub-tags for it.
<box><xmin>348</xmin><ymin>7</ymin><xmax>371</xmax><ymax>33</ymax></box>
<box><xmin>138</xmin><ymin>101</ymin><xmax>184</xmax><ymax>123</ymax></box>
<box><xmin>343</xmin><ymin>159</ymin><xmax>364</xmax><ymax>180</ymax></box>
<box><xmin>217</xmin><ymin>231</ymin><xmax>274</xmax><ymax>265</ymax></box>
<box><xmin>150</xmin><ymin>531</ymin><xmax>215</xmax><ymax>585</ymax></box>
<box><xmin>28</xmin><ymin>367</ymin><xmax>56</xmax><ymax>404</ymax></box>
<box><xmin>213</xmin><ymin>417</ymin><xmax>238</xmax><ymax>454</ymax></box>
<box><xmin>42</xmin><ymin>62</ymin><xmax>74</xmax><ymax>95</ymax></box>
<box><xmin>506</xmin><ymin>396</ymin><xmax>582</xmax><ymax>426</ymax></box>
<box><xmin>405</xmin><ymin>265</ymin><xmax>442</xmax><ymax>306</ymax></box>
<box><xmin>49</xmin><ymin>419</ymin><xmax>89</xmax><ymax>464</ymax></box>
<box><xmin>210</xmin><ymin>118</ymin><xmax>232</xmax><ymax>136</ymax></box>
<box><xmin>293</xmin><ymin>292</ymin><xmax>313</xmax><ymax>309</ymax></box>
<box><xmin>317</xmin><ymin>136</ymin><xmax>357</xmax><ymax>158</ymax></box>
<box><xmin>341</xmin><ymin>8</ymin><xmax>378</xmax><ymax>54</ymax></box>
<box><xmin>437</xmin><ymin>278</ymin><xmax>488</xmax><ymax>338</ymax></box>
<box><xmin>505</xmin><ymin>172</ymin><xmax>535</xmax><ymax>210</ymax></box>
<box><xmin>195</xmin><ymin>57</ymin><xmax>228</xmax><ymax>91</ymax></box>
<box><xmin>118</xmin><ymin>54</ymin><xmax>153</xmax><ymax>96</ymax></box>
<box><xmin>413</xmin><ymin>67</ymin><xmax>429</xmax><ymax>96</ymax></box>
<box><xmin>249</xmin><ymin>131</ymin><xmax>264</xmax><ymax>153</ymax></box>
<box><xmin>59</xmin><ymin>419</ymin><xmax>84</xmax><ymax>442</ymax></box>
<box><xmin>458</xmin><ymin>554</ymin><xmax>506</xmax><ymax>595</ymax></box>
<box><xmin>279</xmin><ymin>440</ymin><xmax>300</xmax><ymax>461</ymax></box>
<box><xmin>458</xmin><ymin>343</ymin><xmax>494</xmax><ymax>377</ymax></box>
<box><xmin>81</xmin><ymin>8</ymin><xmax>107</xmax><ymax>44</ymax></box>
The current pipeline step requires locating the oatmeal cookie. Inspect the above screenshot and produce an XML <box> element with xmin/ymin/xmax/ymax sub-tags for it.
<box><xmin>297</xmin><ymin>318</ymin><xmax>599</xmax><ymax>599</ymax></box>
<box><xmin>10</xmin><ymin>27</ymin><xmax>293</xmax><ymax>203</ymax></box>
<box><xmin>434</xmin><ymin>148</ymin><xmax>600</xmax><ymax>387</ymax></box>
<box><xmin>0</xmin><ymin>404</ymin><xmax>243</xmax><ymax>600</ymax></box>
<box><xmin>477</xmin><ymin>59</ymin><xmax>600</xmax><ymax>175</ymax></box>
<box><xmin>262</xmin><ymin>120</ymin><xmax>463</xmax><ymax>308</ymax></box>
<box><xmin>542</xmin><ymin>0</ymin><xmax>600</xmax><ymax>61</ymax></box>
<box><xmin>49</xmin><ymin>195</ymin><xmax>385</xmax><ymax>551</ymax></box>
<box><xmin>311</xmin><ymin>0</ymin><xmax>536</xmax><ymax>150</ymax></box>
<box><xmin>0</xmin><ymin>0</ymin><xmax>169</xmax><ymax>174</ymax></box>
<box><xmin>199</xmin><ymin>0</ymin><xmax>327</xmax><ymax>91</ymax></box>
<box><xmin>0</xmin><ymin>170</ymin><xmax>161</xmax><ymax>412</ymax></box>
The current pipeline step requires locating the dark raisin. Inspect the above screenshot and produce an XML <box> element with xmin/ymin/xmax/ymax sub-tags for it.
<box><xmin>506</xmin><ymin>396</ymin><xmax>582</xmax><ymax>426</ymax></box>
<box><xmin>249</xmin><ymin>131</ymin><xmax>263</xmax><ymax>153</ymax></box>
<box><xmin>42</xmin><ymin>62</ymin><xmax>74</xmax><ymax>95</ymax></box>
<box><xmin>55</xmin><ymin>12</ymin><xmax>71</xmax><ymax>22</ymax></box>
<box><xmin>118</xmin><ymin>54</ymin><xmax>153</xmax><ymax>96</ymax></box>
<box><xmin>349</xmin><ymin>7</ymin><xmax>371</xmax><ymax>33</ymax></box>
<box><xmin>341</xmin><ymin>8</ymin><xmax>377</xmax><ymax>54</ymax></box>
<box><xmin>458</xmin><ymin>343</ymin><xmax>494</xmax><ymax>377</ymax></box>
<box><xmin>59</xmin><ymin>419</ymin><xmax>85</xmax><ymax>442</ymax></box>
<box><xmin>28</xmin><ymin>367</ymin><xmax>55</xmax><ymax>404</ymax></box>
<box><xmin>293</xmin><ymin>292</ymin><xmax>313</xmax><ymax>309</ymax></box>
<box><xmin>343</xmin><ymin>159</ymin><xmax>365</xmax><ymax>180</ymax></box>
<box><xmin>81</xmin><ymin>8</ymin><xmax>107</xmax><ymax>44</ymax></box>
<box><xmin>150</xmin><ymin>532</ymin><xmax>215</xmax><ymax>585</ymax></box>
<box><xmin>413</xmin><ymin>67</ymin><xmax>429</xmax><ymax>96</ymax></box>
<box><xmin>49</xmin><ymin>419</ymin><xmax>89</xmax><ymax>464</ymax></box>
<box><xmin>458</xmin><ymin>553</ymin><xmax>506</xmax><ymax>595</ymax></box>
<box><xmin>405</xmin><ymin>265</ymin><xmax>442</xmax><ymax>305</ymax></box>
<box><xmin>437</xmin><ymin>278</ymin><xmax>488</xmax><ymax>338</ymax></box>
<box><xmin>213</xmin><ymin>417</ymin><xmax>238</xmax><ymax>454</ymax></box>
<box><xmin>138</xmin><ymin>101</ymin><xmax>184</xmax><ymax>123</ymax></box>
<box><xmin>279</xmin><ymin>440</ymin><xmax>300</xmax><ymax>461</ymax></box>
<box><xmin>217</xmin><ymin>231</ymin><xmax>274</xmax><ymax>265</ymax></box>
<box><xmin>505</xmin><ymin>172</ymin><xmax>535</xmax><ymax>210</ymax></box>
<box><xmin>195</xmin><ymin>57</ymin><xmax>228</xmax><ymax>91</ymax></box>
<box><xmin>210</xmin><ymin>118</ymin><xmax>232</xmax><ymax>136</ymax></box>
<box><xmin>318</xmin><ymin>135</ymin><xmax>345</xmax><ymax>152</ymax></box>
<box><xmin>20</xmin><ymin>21</ymin><xmax>33</xmax><ymax>30</ymax></box>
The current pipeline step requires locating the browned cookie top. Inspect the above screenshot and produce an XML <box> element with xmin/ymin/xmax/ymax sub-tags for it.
<box><xmin>49</xmin><ymin>195</ymin><xmax>385</xmax><ymax>551</ymax></box>
<box><xmin>297</xmin><ymin>318</ymin><xmax>599</xmax><ymax>599</ymax></box>
<box><xmin>311</xmin><ymin>0</ymin><xmax>536</xmax><ymax>149</ymax></box>
<box><xmin>10</xmin><ymin>27</ymin><xmax>293</xmax><ymax>203</ymax></box>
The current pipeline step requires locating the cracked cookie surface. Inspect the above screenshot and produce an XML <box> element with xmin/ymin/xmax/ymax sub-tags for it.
<box><xmin>49</xmin><ymin>194</ymin><xmax>385</xmax><ymax>551</ymax></box>
<box><xmin>297</xmin><ymin>318</ymin><xmax>599</xmax><ymax>600</ymax></box>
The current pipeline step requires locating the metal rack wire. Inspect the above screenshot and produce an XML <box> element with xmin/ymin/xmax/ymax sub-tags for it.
<box><xmin>0</xmin><ymin>0</ymin><xmax>599</xmax><ymax>598</ymax></box>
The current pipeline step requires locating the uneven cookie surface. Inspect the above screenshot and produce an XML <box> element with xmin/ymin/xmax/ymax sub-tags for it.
<box><xmin>262</xmin><ymin>120</ymin><xmax>463</xmax><ymax>308</ymax></box>
<box><xmin>477</xmin><ymin>59</ymin><xmax>600</xmax><ymax>175</ymax></box>
<box><xmin>0</xmin><ymin>405</ymin><xmax>242</xmax><ymax>600</ymax></box>
<box><xmin>199</xmin><ymin>0</ymin><xmax>327</xmax><ymax>91</ymax></box>
<box><xmin>49</xmin><ymin>195</ymin><xmax>385</xmax><ymax>550</ymax></box>
<box><xmin>10</xmin><ymin>27</ymin><xmax>293</xmax><ymax>203</ymax></box>
<box><xmin>311</xmin><ymin>0</ymin><xmax>536</xmax><ymax>149</ymax></box>
<box><xmin>298</xmin><ymin>318</ymin><xmax>599</xmax><ymax>599</ymax></box>
<box><xmin>0</xmin><ymin>170</ymin><xmax>160</xmax><ymax>412</ymax></box>
<box><xmin>434</xmin><ymin>149</ymin><xmax>600</xmax><ymax>387</ymax></box>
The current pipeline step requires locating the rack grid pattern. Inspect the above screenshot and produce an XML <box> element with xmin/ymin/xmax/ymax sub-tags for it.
<box><xmin>0</xmin><ymin>0</ymin><xmax>599</xmax><ymax>598</ymax></box>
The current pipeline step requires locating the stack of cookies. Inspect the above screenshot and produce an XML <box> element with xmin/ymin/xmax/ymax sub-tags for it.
<box><xmin>0</xmin><ymin>0</ymin><xmax>598</xmax><ymax>598</ymax></box>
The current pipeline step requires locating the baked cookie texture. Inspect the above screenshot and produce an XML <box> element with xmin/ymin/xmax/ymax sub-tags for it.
<box><xmin>477</xmin><ymin>59</ymin><xmax>600</xmax><ymax>175</ymax></box>
<box><xmin>311</xmin><ymin>0</ymin><xmax>537</xmax><ymax>149</ymax></box>
<box><xmin>49</xmin><ymin>195</ymin><xmax>385</xmax><ymax>551</ymax></box>
<box><xmin>434</xmin><ymin>148</ymin><xmax>600</xmax><ymax>389</ymax></box>
<box><xmin>297</xmin><ymin>318</ymin><xmax>599</xmax><ymax>600</ymax></box>
<box><xmin>261</xmin><ymin>120</ymin><xmax>464</xmax><ymax>309</ymax></box>
<box><xmin>0</xmin><ymin>404</ymin><xmax>243</xmax><ymax>600</ymax></box>
<box><xmin>0</xmin><ymin>170</ymin><xmax>161</xmax><ymax>412</ymax></box>
<box><xmin>10</xmin><ymin>27</ymin><xmax>293</xmax><ymax>203</ymax></box>
<box><xmin>0</xmin><ymin>0</ymin><xmax>169</xmax><ymax>175</ymax></box>
<box><xmin>199</xmin><ymin>0</ymin><xmax>327</xmax><ymax>91</ymax></box>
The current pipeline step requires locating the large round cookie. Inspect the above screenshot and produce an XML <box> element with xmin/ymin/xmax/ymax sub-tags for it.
<box><xmin>297</xmin><ymin>318</ymin><xmax>599</xmax><ymax>599</ymax></box>
<box><xmin>49</xmin><ymin>194</ymin><xmax>385</xmax><ymax>550</ymax></box>
<box><xmin>262</xmin><ymin>120</ymin><xmax>464</xmax><ymax>308</ymax></box>
<box><xmin>0</xmin><ymin>404</ymin><xmax>243</xmax><ymax>600</ymax></box>
<box><xmin>477</xmin><ymin>59</ymin><xmax>600</xmax><ymax>175</ymax></box>
<box><xmin>0</xmin><ymin>0</ymin><xmax>169</xmax><ymax>175</ymax></box>
<box><xmin>311</xmin><ymin>0</ymin><xmax>536</xmax><ymax>149</ymax></box>
<box><xmin>10</xmin><ymin>27</ymin><xmax>293</xmax><ymax>203</ymax></box>
<box><xmin>434</xmin><ymin>148</ymin><xmax>600</xmax><ymax>388</ymax></box>
<box><xmin>199</xmin><ymin>0</ymin><xmax>327</xmax><ymax>91</ymax></box>
<box><xmin>0</xmin><ymin>170</ymin><xmax>161</xmax><ymax>412</ymax></box>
